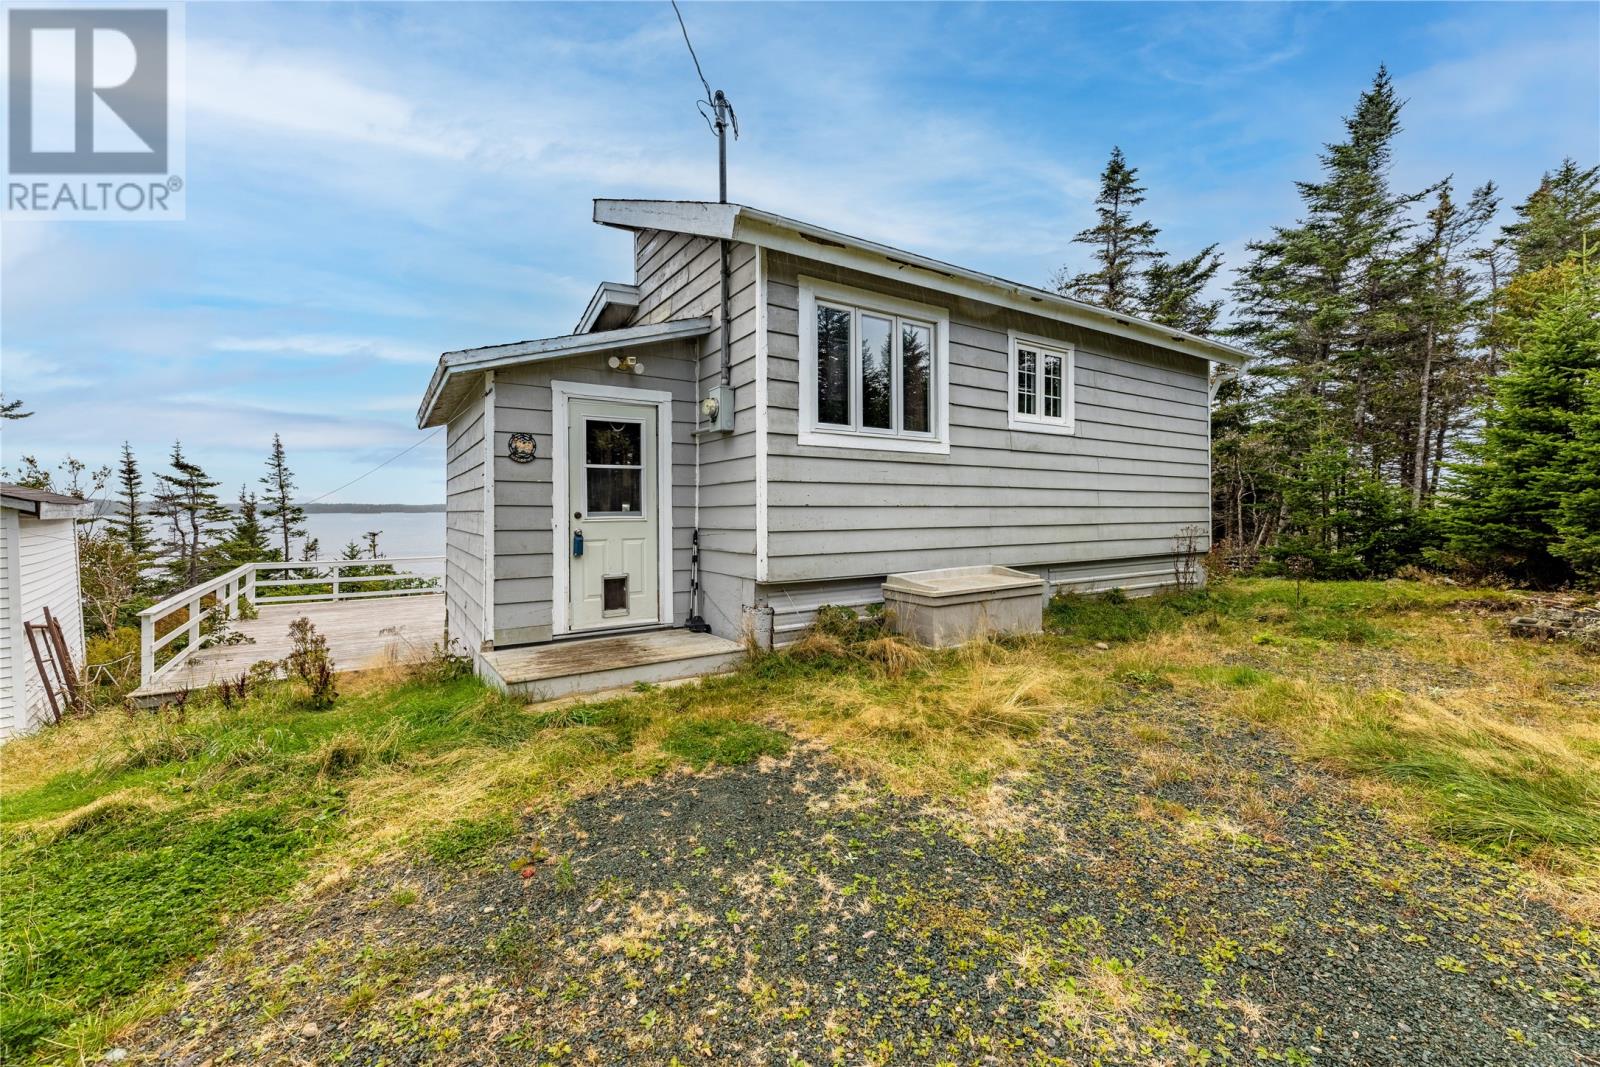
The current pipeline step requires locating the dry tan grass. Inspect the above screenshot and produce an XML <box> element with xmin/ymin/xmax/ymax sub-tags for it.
<box><xmin>1039</xmin><ymin>956</ymin><xmax>1151</xmax><ymax>1042</ymax></box>
<box><xmin>1136</xmin><ymin>747</ymin><xmax>1204</xmax><ymax>788</ymax></box>
<box><xmin>771</xmin><ymin>638</ymin><xmax>1087</xmax><ymax>794</ymax></box>
<box><xmin>858</xmin><ymin>635</ymin><xmax>929</xmax><ymax>678</ymax></box>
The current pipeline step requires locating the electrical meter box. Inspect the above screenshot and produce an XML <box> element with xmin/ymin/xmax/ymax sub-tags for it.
<box><xmin>703</xmin><ymin>383</ymin><xmax>735</xmax><ymax>433</ymax></box>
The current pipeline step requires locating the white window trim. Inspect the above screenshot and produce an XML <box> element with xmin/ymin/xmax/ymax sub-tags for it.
<box><xmin>1007</xmin><ymin>330</ymin><xmax>1076</xmax><ymax>436</ymax></box>
<box><xmin>797</xmin><ymin>275</ymin><xmax>950</xmax><ymax>455</ymax></box>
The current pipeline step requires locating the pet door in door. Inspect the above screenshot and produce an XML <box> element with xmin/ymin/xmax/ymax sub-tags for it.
<box><xmin>603</xmin><ymin>575</ymin><xmax>628</xmax><ymax>615</ymax></box>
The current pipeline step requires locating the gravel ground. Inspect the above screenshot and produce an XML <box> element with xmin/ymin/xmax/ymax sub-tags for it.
<box><xmin>132</xmin><ymin>694</ymin><xmax>1598</xmax><ymax>1066</ymax></box>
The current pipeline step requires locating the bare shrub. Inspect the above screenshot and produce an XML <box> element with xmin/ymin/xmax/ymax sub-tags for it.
<box><xmin>286</xmin><ymin>617</ymin><xmax>337</xmax><ymax>709</ymax></box>
<box><xmin>1171</xmin><ymin>525</ymin><xmax>1205</xmax><ymax>591</ymax></box>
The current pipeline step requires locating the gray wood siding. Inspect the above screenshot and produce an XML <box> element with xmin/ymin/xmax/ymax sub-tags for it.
<box><xmin>629</xmin><ymin>229</ymin><xmax>759</xmax><ymax>637</ymax></box>
<box><xmin>490</xmin><ymin>338</ymin><xmax>701</xmax><ymax>645</ymax></box>
<box><xmin>762</xmin><ymin>251</ymin><xmax>1211</xmax><ymax>585</ymax></box>
<box><xmin>444</xmin><ymin>387</ymin><xmax>486</xmax><ymax>654</ymax></box>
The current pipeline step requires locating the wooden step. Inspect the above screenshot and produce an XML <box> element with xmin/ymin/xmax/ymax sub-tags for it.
<box><xmin>480</xmin><ymin>629</ymin><xmax>746</xmax><ymax>700</ymax></box>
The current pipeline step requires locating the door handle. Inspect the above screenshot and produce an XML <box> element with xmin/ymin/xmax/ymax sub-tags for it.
<box><xmin>573</xmin><ymin>528</ymin><xmax>584</xmax><ymax>557</ymax></box>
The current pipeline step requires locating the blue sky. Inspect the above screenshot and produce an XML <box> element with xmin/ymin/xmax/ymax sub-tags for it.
<box><xmin>3</xmin><ymin>1</ymin><xmax>1596</xmax><ymax>505</ymax></box>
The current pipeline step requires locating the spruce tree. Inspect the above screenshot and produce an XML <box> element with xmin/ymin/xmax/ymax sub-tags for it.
<box><xmin>1503</xmin><ymin>159</ymin><xmax>1600</xmax><ymax>274</ymax></box>
<box><xmin>1055</xmin><ymin>147</ymin><xmax>1162</xmax><ymax>312</ymax></box>
<box><xmin>112</xmin><ymin>442</ymin><xmax>155</xmax><ymax>561</ymax></box>
<box><xmin>1439</xmin><ymin>261</ymin><xmax>1600</xmax><ymax>583</ymax></box>
<box><xmin>1141</xmin><ymin>244</ymin><xmax>1224</xmax><ymax>335</ymax></box>
<box><xmin>1553</xmin><ymin>368</ymin><xmax>1600</xmax><ymax>579</ymax></box>
<box><xmin>220</xmin><ymin>486</ymin><xmax>272</xmax><ymax>564</ymax></box>
<box><xmin>260</xmin><ymin>433</ymin><xmax>307</xmax><ymax>562</ymax></box>
<box><xmin>1405</xmin><ymin>181</ymin><xmax>1498</xmax><ymax>505</ymax></box>
<box><xmin>151</xmin><ymin>442</ymin><xmax>230</xmax><ymax>589</ymax></box>
<box><xmin>1233</xmin><ymin>67</ymin><xmax>1423</xmax><ymax>459</ymax></box>
<box><xmin>1222</xmin><ymin>67</ymin><xmax>1460</xmax><ymax>573</ymax></box>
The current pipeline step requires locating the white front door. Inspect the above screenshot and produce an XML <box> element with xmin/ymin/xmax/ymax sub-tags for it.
<box><xmin>566</xmin><ymin>398</ymin><xmax>660</xmax><ymax>631</ymax></box>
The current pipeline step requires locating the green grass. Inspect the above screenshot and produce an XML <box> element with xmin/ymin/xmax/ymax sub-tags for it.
<box><xmin>1045</xmin><ymin>578</ymin><xmax>1491</xmax><ymax>648</ymax></box>
<box><xmin>0</xmin><ymin>656</ymin><xmax>845</xmax><ymax>1062</ymax></box>
<box><xmin>1050</xmin><ymin>580</ymin><xmax>1597</xmax><ymax>894</ymax></box>
<box><xmin>1</xmin><ymin>577</ymin><xmax>1587</xmax><ymax>1060</ymax></box>
<box><xmin>1324</xmin><ymin>719</ymin><xmax>1600</xmax><ymax>860</ymax></box>
<box><xmin>423</xmin><ymin>812</ymin><xmax>519</xmax><ymax>865</ymax></box>
<box><xmin>1045</xmin><ymin>587</ymin><xmax>1212</xmax><ymax>643</ymax></box>
<box><xmin>662</xmin><ymin>717</ymin><xmax>791</xmax><ymax>769</ymax></box>
<box><xmin>0</xmin><ymin>674</ymin><xmax>516</xmax><ymax>1060</ymax></box>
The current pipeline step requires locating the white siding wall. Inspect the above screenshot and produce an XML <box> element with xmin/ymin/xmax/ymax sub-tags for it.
<box><xmin>2</xmin><ymin>514</ymin><xmax>85</xmax><ymax>739</ymax></box>
<box><xmin>0</xmin><ymin>509</ymin><xmax>17</xmax><ymax>740</ymax></box>
<box><xmin>445</xmin><ymin>386</ymin><xmax>488</xmax><ymax>655</ymax></box>
<box><xmin>761</xmin><ymin>251</ymin><xmax>1212</xmax><ymax>590</ymax></box>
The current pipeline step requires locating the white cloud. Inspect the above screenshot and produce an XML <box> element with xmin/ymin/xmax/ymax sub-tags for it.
<box><xmin>189</xmin><ymin>40</ymin><xmax>477</xmax><ymax>159</ymax></box>
<box><xmin>212</xmin><ymin>334</ymin><xmax>436</xmax><ymax>365</ymax></box>
<box><xmin>0</xmin><ymin>347</ymin><xmax>93</xmax><ymax>391</ymax></box>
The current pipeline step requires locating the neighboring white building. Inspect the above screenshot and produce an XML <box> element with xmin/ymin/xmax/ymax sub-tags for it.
<box><xmin>1</xmin><ymin>485</ymin><xmax>93</xmax><ymax>741</ymax></box>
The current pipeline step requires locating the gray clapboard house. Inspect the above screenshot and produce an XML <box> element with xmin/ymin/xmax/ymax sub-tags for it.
<box><xmin>418</xmin><ymin>199</ymin><xmax>1247</xmax><ymax>695</ymax></box>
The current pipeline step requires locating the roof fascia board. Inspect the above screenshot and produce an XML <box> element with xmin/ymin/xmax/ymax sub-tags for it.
<box><xmin>594</xmin><ymin>199</ymin><xmax>738</xmax><ymax>239</ymax></box>
<box><xmin>574</xmin><ymin>281</ymin><xmax>640</xmax><ymax>334</ymax></box>
<box><xmin>732</xmin><ymin>212</ymin><xmax>1247</xmax><ymax>368</ymax></box>
<box><xmin>592</xmin><ymin>198</ymin><xmax>1246</xmax><ymax>367</ymax></box>
<box><xmin>0</xmin><ymin>494</ymin><xmax>93</xmax><ymax>519</ymax></box>
<box><xmin>417</xmin><ymin>317</ymin><xmax>714</xmax><ymax>428</ymax></box>
<box><xmin>37</xmin><ymin>500</ymin><xmax>94</xmax><ymax>520</ymax></box>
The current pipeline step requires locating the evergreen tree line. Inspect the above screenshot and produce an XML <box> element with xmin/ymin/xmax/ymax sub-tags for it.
<box><xmin>1058</xmin><ymin>68</ymin><xmax>1600</xmax><ymax>586</ymax></box>
<box><xmin>7</xmin><ymin>434</ymin><xmax>394</xmax><ymax>635</ymax></box>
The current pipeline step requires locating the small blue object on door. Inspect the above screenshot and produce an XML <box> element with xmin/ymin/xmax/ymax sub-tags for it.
<box><xmin>573</xmin><ymin>529</ymin><xmax>584</xmax><ymax>557</ymax></box>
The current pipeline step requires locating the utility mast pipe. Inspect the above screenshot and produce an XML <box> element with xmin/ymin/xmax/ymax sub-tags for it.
<box><xmin>712</xmin><ymin>89</ymin><xmax>734</xmax><ymax>387</ymax></box>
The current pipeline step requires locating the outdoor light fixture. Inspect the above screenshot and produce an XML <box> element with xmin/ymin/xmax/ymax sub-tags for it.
<box><xmin>607</xmin><ymin>354</ymin><xmax>644</xmax><ymax>375</ymax></box>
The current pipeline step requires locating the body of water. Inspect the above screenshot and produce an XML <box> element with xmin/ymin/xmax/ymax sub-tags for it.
<box><xmin>300</xmin><ymin>512</ymin><xmax>446</xmax><ymax>574</ymax></box>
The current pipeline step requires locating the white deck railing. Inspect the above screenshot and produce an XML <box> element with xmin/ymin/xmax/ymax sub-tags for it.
<box><xmin>138</xmin><ymin>556</ymin><xmax>444</xmax><ymax>686</ymax></box>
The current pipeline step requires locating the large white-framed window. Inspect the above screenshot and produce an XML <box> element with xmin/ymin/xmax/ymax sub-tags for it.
<box><xmin>798</xmin><ymin>276</ymin><xmax>950</xmax><ymax>455</ymax></box>
<box><xmin>1007</xmin><ymin>330</ymin><xmax>1076</xmax><ymax>435</ymax></box>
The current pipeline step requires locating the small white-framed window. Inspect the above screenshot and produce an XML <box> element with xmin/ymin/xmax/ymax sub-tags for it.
<box><xmin>1008</xmin><ymin>330</ymin><xmax>1075</xmax><ymax>435</ymax></box>
<box><xmin>799</xmin><ymin>277</ymin><xmax>950</xmax><ymax>455</ymax></box>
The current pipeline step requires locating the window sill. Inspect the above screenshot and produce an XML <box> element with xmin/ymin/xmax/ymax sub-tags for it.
<box><xmin>1005</xmin><ymin>416</ymin><xmax>1076</xmax><ymax>437</ymax></box>
<box><xmin>798</xmin><ymin>427</ymin><xmax>951</xmax><ymax>455</ymax></box>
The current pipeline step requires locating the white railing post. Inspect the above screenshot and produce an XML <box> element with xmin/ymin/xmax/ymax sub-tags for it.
<box><xmin>331</xmin><ymin>562</ymin><xmax>341</xmax><ymax>601</ymax></box>
<box><xmin>186</xmin><ymin>601</ymin><xmax>202</xmax><ymax>656</ymax></box>
<box><xmin>140</xmin><ymin>615</ymin><xmax>154</xmax><ymax>683</ymax></box>
<box><xmin>244</xmin><ymin>564</ymin><xmax>256</xmax><ymax>605</ymax></box>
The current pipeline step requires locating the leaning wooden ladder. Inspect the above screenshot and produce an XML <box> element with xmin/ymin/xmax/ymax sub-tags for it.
<box><xmin>25</xmin><ymin>607</ymin><xmax>80</xmax><ymax>725</ymax></box>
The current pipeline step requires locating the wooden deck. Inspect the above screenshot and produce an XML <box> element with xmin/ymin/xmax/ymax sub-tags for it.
<box><xmin>130</xmin><ymin>594</ymin><xmax>445</xmax><ymax>704</ymax></box>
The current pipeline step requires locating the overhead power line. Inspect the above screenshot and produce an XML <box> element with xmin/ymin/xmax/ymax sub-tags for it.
<box><xmin>671</xmin><ymin>0</ymin><xmax>714</xmax><ymax>105</ymax></box>
<box><xmin>302</xmin><ymin>425</ymin><xmax>443</xmax><ymax>506</ymax></box>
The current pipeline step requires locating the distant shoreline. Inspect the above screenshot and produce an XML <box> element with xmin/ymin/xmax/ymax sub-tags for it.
<box><xmin>100</xmin><ymin>502</ymin><xmax>446</xmax><ymax>516</ymax></box>
<box><xmin>302</xmin><ymin>503</ymin><xmax>445</xmax><ymax>514</ymax></box>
